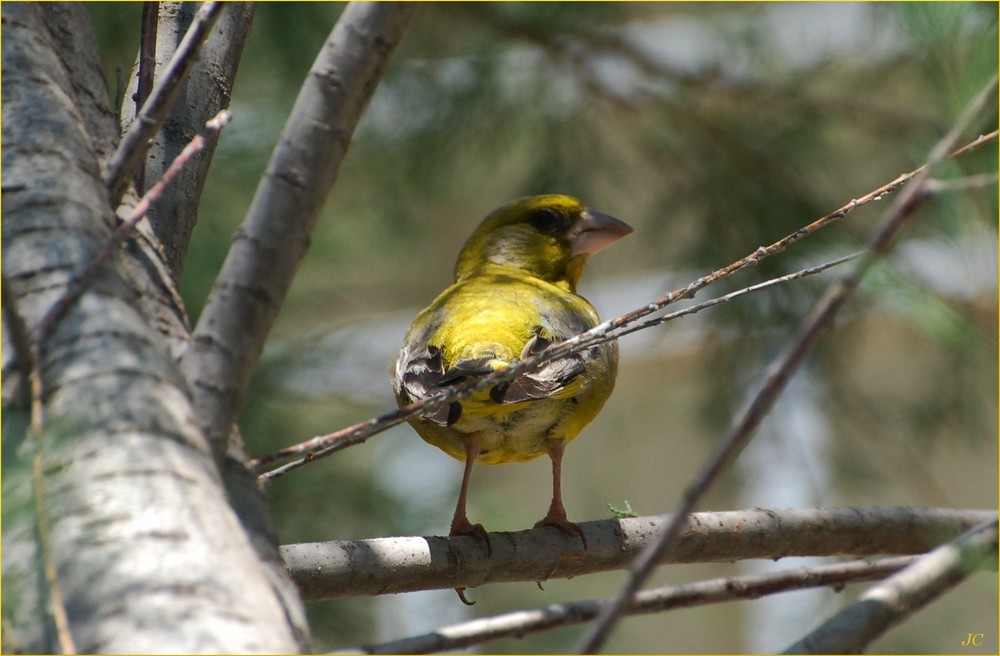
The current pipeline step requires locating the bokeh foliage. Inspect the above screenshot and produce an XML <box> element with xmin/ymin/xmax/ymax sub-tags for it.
<box><xmin>89</xmin><ymin>3</ymin><xmax>996</xmax><ymax>652</ymax></box>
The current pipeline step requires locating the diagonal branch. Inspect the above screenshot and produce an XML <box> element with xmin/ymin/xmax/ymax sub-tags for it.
<box><xmin>612</xmin><ymin>252</ymin><xmax>859</xmax><ymax>341</ymax></box>
<box><xmin>103</xmin><ymin>1</ymin><xmax>223</xmax><ymax>205</ymax></box>
<box><xmin>253</xmin><ymin>253</ymin><xmax>854</xmax><ymax>479</ymax></box>
<box><xmin>121</xmin><ymin>2</ymin><xmax>257</xmax><ymax>277</ymax></box>
<box><xmin>783</xmin><ymin>519</ymin><xmax>999</xmax><ymax>654</ymax></box>
<box><xmin>252</xmin><ymin>128</ymin><xmax>996</xmax><ymax>480</ymax></box>
<box><xmin>2</xmin><ymin>4</ymin><xmax>309</xmax><ymax>649</ymax></box>
<box><xmin>31</xmin><ymin>111</ymin><xmax>232</xmax><ymax>356</ymax></box>
<box><xmin>575</xmin><ymin>72</ymin><xmax>998</xmax><ymax>654</ymax></box>
<box><xmin>179</xmin><ymin>2</ymin><xmax>419</xmax><ymax>457</ymax></box>
<box><xmin>343</xmin><ymin>556</ymin><xmax>923</xmax><ymax>654</ymax></box>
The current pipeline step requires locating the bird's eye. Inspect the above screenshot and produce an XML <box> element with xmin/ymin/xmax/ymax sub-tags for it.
<box><xmin>528</xmin><ymin>208</ymin><xmax>567</xmax><ymax>235</ymax></box>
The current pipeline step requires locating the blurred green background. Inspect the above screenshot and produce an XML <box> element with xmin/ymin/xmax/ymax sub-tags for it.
<box><xmin>91</xmin><ymin>2</ymin><xmax>997</xmax><ymax>653</ymax></box>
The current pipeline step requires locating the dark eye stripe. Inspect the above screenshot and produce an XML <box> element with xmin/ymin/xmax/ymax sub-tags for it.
<box><xmin>529</xmin><ymin>208</ymin><xmax>568</xmax><ymax>235</ymax></box>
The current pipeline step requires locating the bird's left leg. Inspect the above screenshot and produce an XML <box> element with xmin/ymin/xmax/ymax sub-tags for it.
<box><xmin>534</xmin><ymin>439</ymin><xmax>587</xmax><ymax>548</ymax></box>
<box><xmin>449</xmin><ymin>433</ymin><xmax>491</xmax><ymax>554</ymax></box>
<box><xmin>451</xmin><ymin>433</ymin><xmax>490</xmax><ymax>605</ymax></box>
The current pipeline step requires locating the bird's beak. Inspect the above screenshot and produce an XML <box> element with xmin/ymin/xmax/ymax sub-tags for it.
<box><xmin>570</xmin><ymin>209</ymin><xmax>634</xmax><ymax>257</ymax></box>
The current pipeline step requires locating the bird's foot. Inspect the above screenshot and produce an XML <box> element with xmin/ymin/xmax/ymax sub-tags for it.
<box><xmin>450</xmin><ymin>519</ymin><xmax>491</xmax><ymax>605</ymax></box>
<box><xmin>534</xmin><ymin>512</ymin><xmax>588</xmax><ymax>550</ymax></box>
<box><xmin>450</xmin><ymin>517</ymin><xmax>492</xmax><ymax>556</ymax></box>
<box><xmin>454</xmin><ymin>587</ymin><xmax>476</xmax><ymax>605</ymax></box>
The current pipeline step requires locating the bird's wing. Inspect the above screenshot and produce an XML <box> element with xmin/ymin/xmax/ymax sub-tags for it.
<box><xmin>396</xmin><ymin>343</ymin><xmax>462</xmax><ymax>426</ymax></box>
<box><xmin>396</xmin><ymin>331</ymin><xmax>586</xmax><ymax>426</ymax></box>
<box><xmin>489</xmin><ymin>331</ymin><xmax>587</xmax><ymax>404</ymax></box>
<box><xmin>395</xmin><ymin>276</ymin><xmax>598</xmax><ymax>424</ymax></box>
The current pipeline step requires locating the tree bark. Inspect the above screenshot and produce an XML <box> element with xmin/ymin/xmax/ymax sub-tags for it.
<box><xmin>1</xmin><ymin>4</ymin><xmax>309</xmax><ymax>652</ymax></box>
<box><xmin>282</xmin><ymin>506</ymin><xmax>998</xmax><ymax>600</ymax></box>
<box><xmin>121</xmin><ymin>2</ymin><xmax>257</xmax><ymax>278</ymax></box>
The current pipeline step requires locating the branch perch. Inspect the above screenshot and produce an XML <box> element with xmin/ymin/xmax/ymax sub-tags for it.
<box><xmin>576</xmin><ymin>73</ymin><xmax>999</xmax><ymax>653</ymax></box>
<box><xmin>280</xmin><ymin>507</ymin><xmax>996</xmax><ymax>601</ymax></box>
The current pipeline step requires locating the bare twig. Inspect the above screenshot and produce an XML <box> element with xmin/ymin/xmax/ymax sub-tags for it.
<box><xmin>575</xmin><ymin>73</ymin><xmax>998</xmax><ymax>654</ymax></box>
<box><xmin>103</xmin><ymin>1</ymin><xmax>223</xmax><ymax>205</ymax></box>
<box><xmin>924</xmin><ymin>172</ymin><xmax>999</xmax><ymax>195</ymax></box>
<box><xmin>24</xmin><ymin>323</ymin><xmax>75</xmax><ymax>654</ymax></box>
<box><xmin>783</xmin><ymin>520</ymin><xmax>999</xmax><ymax>654</ymax></box>
<box><xmin>281</xmin><ymin>507</ymin><xmax>996</xmax><ymax>601</ymax></box>
<box><xmin>135</xmin><ymin>2</ymin><xmax>159</xmax><ymax>191</ymax></box>
<box><xmin>950</xmin><ymin>130</ymin><xmax>999</xmax><ymax>158</ymax></box>
<box><xmin>613</xmin><ymin>252</ymin><xmax>860</xmax><ymax>341</ymax></box>
<box><xmin>253</xmin><ymin>129</ymin><xmax>996</xmax><ymax>480</ymax></box>
<box><xmin>30</xmin><ymin>383</ymin><xmax>76</xmax><ymax>654</ymax></box>
<box><xmin>2</xmin><ymin>278</ymin><xmax>79</xmax><ymax>652</ymax></box>
<box><xmin>125</xmin><ymin>2</ymin><xmax>257</xmax><ymax>277</ymax></box>
<box><xmin>342</xmin><ymin>556</ymin><xmax>921</xmax><ymax>654</ymax></box>
<box><xmin>32</xmin><ymin>111</ymin><xmax>232</xmax><ymax>351</ymax></box>
<box><xmin>253</xmin><ymin>253</ymin><xmax>853</xmax><ymax>477</ymax></box>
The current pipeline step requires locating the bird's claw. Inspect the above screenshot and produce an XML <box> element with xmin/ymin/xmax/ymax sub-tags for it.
<box><xmin>451</xmin><ymin>518</ymin><xmax>492</xmax><ymax>556</ymax></box>
<box><xmin>450</xmin><ymin>520</ymin><xmax>490</xmax><ymax>605</ymax></box>
<box><xmin>454</xmin><ymin>587</ymin><xmax>476</xmax><ymax>605</ymax></box>
<box><xmin>535</xmin><ymin>514</ymin><xmax>588</xmax><ymax>550</ymax></box>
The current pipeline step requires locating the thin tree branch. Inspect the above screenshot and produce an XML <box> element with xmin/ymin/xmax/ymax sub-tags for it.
<box><xmin>280</xmin><ymin>507</ymin><xmax>996</xmax><ymax>601</ymax></box>
<box><xmin>924</xmin><ymin>172</ymin><xmax>999</xmax><ymax>195</ymax></box>
<box><xmin>103</xmin><ymin>1</ymin><xmax>223</xmax><ymax>205</ymax></box>
<box><xmin>783</xmin><ymin>520</ymin><xmax>999</xmax><ymax>654</ymax></box>
<box><xmin>15</xmin><ymin>292</ymin><xmax>75</xmax><ymax>653</ymax></box>
<box><xmin>252</xmin><ymin>255</ymin><xmax>856</xmax><ymax>481</ymax></box>
<box><xmin>135</xmin><ymin>2</ymin><xmax>158</xmax><ymax>191</ymax></box>
<box><xmin>950</xmin><ymin>130</ymin><xmax>999</xmax><ymax>158</ymax></box>
<box><xmin>576</xmin><ymin>73</ymin><xmax>998</xmax><ymax>654</ymax></box>
<box><xmin>123</xmin><ymin>2</ymin><xmax>257</xmax><ymax>277</ymax></box>
<box><xmin>32</xmin><ymin>111</ymin><xmax>232</xmax><ymax>352</ymax></box>
<box><xmin>30</xmin><ymin>360</ymin><xmax>75</xmax><ymax>654</ymax></box>
<box><xmin>343</xmin><ymin>556</ymin><xmax>922</xmax><ymax>655</ymax></box>
<box><xmin>179</xmin><ymin>2</ymin><xmax>419</xmax><ymax>459</ymax></box>
<box><xmin>253</xmin><ymin>128</ymin><xmax>996</xmax><ymax>480</ymax></box>
<box><xmin>253</xmin><ymin>253</ymin><xmax>854</xmax><ymax>478</ymax></box>
<box><xmin>7</xmin><ymin>257</ymin><xmax>58</xmax><ymax>648</ymax></box>
<box><xmin>613</xmin><ymin>252</ymin><xmax>859</xmax><ymax>341</ymax></box>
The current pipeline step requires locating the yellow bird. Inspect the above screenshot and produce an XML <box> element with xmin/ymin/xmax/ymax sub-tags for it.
<box><xmin>393</xmin><ymin>194</ymin><xmax>632</xmax><ymax>556</ymax></box>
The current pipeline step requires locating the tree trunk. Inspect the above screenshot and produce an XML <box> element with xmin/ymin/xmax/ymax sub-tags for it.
<box><xmin>1</xmin><ymin>4</ymin><xmax>309</xmax><ymax>652</ymax></box>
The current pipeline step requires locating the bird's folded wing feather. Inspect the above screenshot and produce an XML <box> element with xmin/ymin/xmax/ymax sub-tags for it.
<box><xmin>397</xmin><ymin>331</ymin><xmax>586</xmax><ymax>426</ymax></box>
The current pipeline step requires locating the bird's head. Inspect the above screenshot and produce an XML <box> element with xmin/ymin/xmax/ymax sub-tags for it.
<box><xmin>454</xmin><ymin>195</ymin><xmax>633</xmax><ymax>291</ymax></box>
